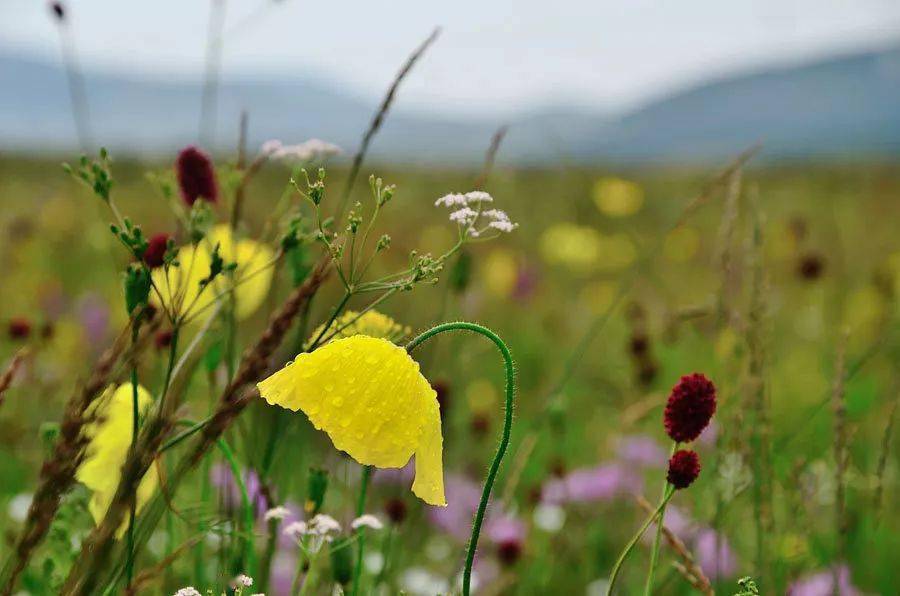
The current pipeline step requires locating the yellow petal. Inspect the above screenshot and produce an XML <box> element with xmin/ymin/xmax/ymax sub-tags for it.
<box><xmin>412</xmin><ymin>397</ymin><xmax>446</xmax><ymax>506</ymax></box>
<box><xmin>258</xmin><ymin>336</ymin><xmax>445</xmax><ymax>505</ymax></box>
<box><xmin>76</xmin><ymin>383</ymin><xmax>158</xmax><ymax>536</ymax></box>
<box><xmin>151</xmin><ymin>225</ymin><xmax>274</xmax><ymax>321</ymax></box>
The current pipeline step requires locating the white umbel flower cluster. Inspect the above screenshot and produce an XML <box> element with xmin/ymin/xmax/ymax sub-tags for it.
<box><xmin>261</xmin><ymin>138</ymin><xmax>341</xmax><ymax>163</ymax></box>
<box><xmin>282</xmin><ymin>513</ymin><xmax>342</xmax><ymax>540</ymax></box>
<box><xmin>435</xmin><ymin>190</ymin><xmax>518</xmax><ymax>238</ymax></box>
<box><xmin>263</xmin><ymin>505</ymin><xmax>291</xmax><ymax>522</ymax></box>
<box><xmin>351</xmin><ymin>514</ymin><xmax>384</xmax><ymax>531</ymax></box>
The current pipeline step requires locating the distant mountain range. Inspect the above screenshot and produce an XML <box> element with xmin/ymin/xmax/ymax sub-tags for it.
<box><xmin>2</xmin><ymin>44</ymin><xmax>900</xmax><ymax>163</ymax></box>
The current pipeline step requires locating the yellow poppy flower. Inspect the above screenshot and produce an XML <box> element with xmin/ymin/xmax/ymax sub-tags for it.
<box><xmin>151</xmin><ymin>224</ymin><xmax>274</xmax><ymax>320</ymax></box>
<box><xmin>307</xmin><ymin>310</ymin><xmax>411</xmax><ymax>347</ymax></box>
<box><xmin>75</xmin><ymin>383</ymin><xmax>158</xmax><ymax>535</ymax></box>
<box><xmin>258</xmin><ymin>336</ymin><xmax>446</xmax><ymax>506</ymax></box>
<box><xmin>592</xmin><ymin>177</ymin><xmax>644</xmax><ymax>217</ymax></box>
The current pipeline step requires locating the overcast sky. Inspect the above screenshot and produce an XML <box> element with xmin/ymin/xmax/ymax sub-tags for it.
<box><xmin>1</xmin><ymin>0</ymin><xmax>899</xmax><ymax>116</ymax></box>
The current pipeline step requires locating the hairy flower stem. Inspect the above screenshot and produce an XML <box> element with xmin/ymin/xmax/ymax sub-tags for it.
<box><xmin>406</xmin><ymin>322</ymin><xmax>515</xmax><ymax>596</ymax></box>
<box><xmin>351</xmin><ymin>466</ymin><xmax>373</xmax><ymax>596</ymax></box>
<box><xmin>606</xmin><ymin>489</ymin><xmax>674</xmax><ymax>595</ymax></box>
<box><xmin>644</xmin><ymin>444</ymin><xmax>678</xmax><ymax>595</ymax></box>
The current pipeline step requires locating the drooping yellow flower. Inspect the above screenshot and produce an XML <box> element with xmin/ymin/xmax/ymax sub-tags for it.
<box><xmin>151</xmin><ymin>224</ymin><xmax>274</xmax><ymax>320</ymax></box>
<box><xmin>258</xmin><ymin>336</ymin><xmax>446</xmax><ymax>506</ymax></box>
<box><xmin>75</xmin><ymin>383</ymin><xmax>158</xmax><ymax>535</ymax></box>
<box><xmin>592</xmin><ymin>177</ymin><xmax>644</xmax><ymax>217</ymax></box>
<box><xmin>307</xmin><ymin>310</ymin><xmax>411</xmax><ymax>347</ymax></box>
<box><xmin>539</xmin><ymin>223</ymin><xmax>601</xmax><ymax>272</ymax></box>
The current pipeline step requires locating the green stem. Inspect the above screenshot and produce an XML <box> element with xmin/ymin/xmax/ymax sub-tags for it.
<box><xmin>606</xmin><ymin>490</ymin><xmax>674</xmax><ymax>596</ymax></box>
<box><xmin>351</xmin><ymin>466</ymin><xmax>373</xmax><ymax>596</ymax></box>
<box><xmin>173</xmin><ymin>420</ymin><xmax>256</xmax><ymax>577</ymax></box>
<box><xmin>406</xmin><ymin>322</ymin><xmax>515</xmax><ymax>596</ymax></box>
<box><xmin>644</xmin><ymin>461</ymin><xmax>676</xmax><ymax>596</ymax></box>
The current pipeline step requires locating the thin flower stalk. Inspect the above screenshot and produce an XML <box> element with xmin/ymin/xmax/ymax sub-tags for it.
<box><xmin>405</xmin><ymin>321</ymin><xmax>516</xmax><ymax>596</ymax></box>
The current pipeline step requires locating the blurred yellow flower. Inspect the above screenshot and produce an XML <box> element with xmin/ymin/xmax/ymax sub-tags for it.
<box><xmin>663</xmin><ymin>226</ymin><xmax>700</xmax><ymax>263</ymax></box>
<box><xmin>482</xmin><ymin>249</ymin><xmax>518</xmax><ymax>298</ymax></box>
<box><xmin>592</xmin><ymin>177</ymin><xmax>644</xmax><ymax>217</ymax></box>
<box><xmin>540</xmin><ymin>223</ymin><xmax>601</xmax><ymax>271</ymax></box>
<box><xmin>75</xmin><ymin>383</ymin><xmax>158</xmax><ymax>535</ymax></box>
<box><xmin>151</xmin><ymin>225</ymin><xmax>275</xmax><ymax>320</ymax></box>
<box><xmin>466</xmin><ymin>378</ymin><xmax>498</xmax><ymax>414</ymax></box>
<box><xmin>307</xmin><ymin>310</ymin><xmax>411</xmax><ymax>346</ymax></box>
<box><xmin>843</xmin><ymin>285</ymin><xmax>886</xmax><ymax>345</ymax></box>
<box><xmin>258</xmin><ymin>336</ymin><xmax>445</xmax><ymax>506</ymax></box>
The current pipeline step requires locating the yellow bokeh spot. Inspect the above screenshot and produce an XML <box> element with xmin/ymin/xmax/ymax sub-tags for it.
<box><xmin>539</xmin><ymin>223</ymin><xmax>601</xmax><ymax>272</ymax></box>
<box><xmin>307</xmin><ymin>310</ymin><xmax>411</xmax><ymax>347</ymax></box>
<box><xmin>151</xmin><ymin>225</ymin><xmax>274</xmax><ymax>321</ymax></box>
<box><xmin>843</xmin><ymin>285</ymin><xmax>886</xmax><ymax>343</ymax></box>
<box><xmin>466</xmin><ymin>378</ymin><xmax>498</xmax><ymax>414</ymax></box>
<box><xmin>592</xmin><ymin>177</ymin><xmax>644</xmax><ymax>217</ymax></box>
<box><xmin>257</xmin><ymin>336</ymin><xmax>446</xmax><ymax>506</ymax></box>
<box><xmin>76</xmin><ymin>383</ymin><xmax>158</xmax><ymax>536</ymax></box>
<box><xmin>482</xmin><ymin>249</ymin><xmax>518</xmax><ymax>298</ymax></box>
<box><xmin>663</xmin><ymin>226</ymin><xmax>700</xmax><ymax>263</ymax></box>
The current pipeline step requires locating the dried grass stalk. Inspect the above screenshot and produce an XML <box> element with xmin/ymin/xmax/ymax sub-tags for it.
<box><xmin>62</xmin><ymin>256</ymin><xmax>331</xmax><ymax>595</ymax></box>
<box><xmin>0</xmin><ymin>316</ymin><xmax>158</xmax><ymax>595</ymax></box>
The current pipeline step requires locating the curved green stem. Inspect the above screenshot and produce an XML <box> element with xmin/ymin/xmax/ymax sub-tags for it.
<box><xmin>644</xmin><ymin>445</ymin><xmax>677</xmax><ymax>595</ymax></box>
<box><xmin>606</xmin><ymin>490</ymin><xmax>674</xmax><ymax>596</ymax></box>
<box><xmin>406</xmin><ymin>321</ymin><xmax>515</xmax><ymax>596</ymax></box>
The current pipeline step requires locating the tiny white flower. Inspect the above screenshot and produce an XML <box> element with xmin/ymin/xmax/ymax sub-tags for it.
<box><xmin>482</xmin><ymin>209</ymin><xmax>509</xmax><ymax>221</ymax></box>
<box><xmin>283</xmin><ymin>520</ymin><xmax>308</xmax><ymax>539</ymax></box>
<box><xmin>351</xmin><ymin>514</ymin><xmax>384</xmax><ymax>531</ymax></box>
<box><xmin>260</xmin><ymin>139</ymin><xmax>283</xmax><ymax>154</ymax></box>
<box><xmin>264</xmin><ymin>506</ymin><xmax>291</xmax><ymax>522</ymax></box>
<box><xmin>434</xmin><ymin>193</ymin><xmax>468</xmax><ymax>207</ymax></box>
<box><xmin>309</xmin><ymin>513</ymin><xmax>342</xmax><ymax>535</ymax></box>
<box><xmin>268</xmin><ymin>138</ymin><xmax>341</xmax><ymax>163</ymax></box>
<box><xmin>464</xmin><ymin>190</ymin><xmax>494</xmax><ymax>203</ymax></box>
<box><xmin>234</xmin><ymin>574</ymin><xmax>253</xmax><ymax>587</ymax></box>
<box><xmin>7</xmin><ymin>493</ymin><xmax>32</xmax><ymax>523</ymax></box>
<box><xmin>449</xmin><ymin>207</ymin><xmax>478</xmax><ymax>225</ymax></box>
<box><xmin>533</xmin><ymin>503</ymin><xmax>566</xmax><ymax>533</ymax></box>
<box><xmin>489</xmin><ymin>220</ymin><xmax>518</xmax><ymax>233</ymax></box>
<box><xmin>174</xmin><ymin>588</ymin><xmax>202</xmax><ymax>596</ymax></box>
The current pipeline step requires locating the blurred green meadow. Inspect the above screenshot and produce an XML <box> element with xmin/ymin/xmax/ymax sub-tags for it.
<box><xmin>0</xmin><ymin>153</ymin><xmax>898</xmax><ymax>595</ymax></box>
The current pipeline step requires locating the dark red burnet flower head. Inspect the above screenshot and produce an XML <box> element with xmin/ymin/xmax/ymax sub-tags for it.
<box><xmin>8</xmin><ymin>317</ymin><xmax>32</xmax><ymax>340</ymax></box>
<box><xmin>496</xmin><ymin>538</ymin><xmax>523</xmax><ymax>566</ymax></box>
<box><xmin>663</xmin><ymin>372</ymin><xmax>716</xmax><ymax>443</ymax></box>
<box><xmin>175</xmin><ymin>145</ymin><xmax>218</xmax><ymax>206</ymax></box>
<box><xmin>383</xmin><ymin>497</ymin><xmax>408</xmax><ymax>524</ymax></box>
<box><xmin>142</xmin><ymin>233</ymin><xmax>171</xmax><ymax>268</ymax></box>
<box><xmin>667</xmin><ymin>449</ymin><xmax>701</xmax><ymax>489</ymax></box>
